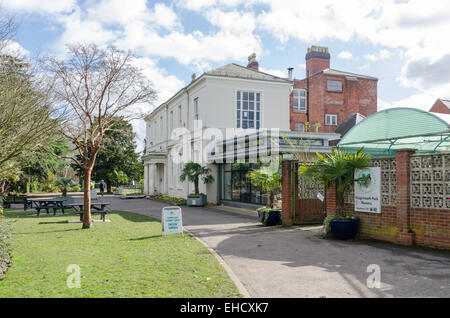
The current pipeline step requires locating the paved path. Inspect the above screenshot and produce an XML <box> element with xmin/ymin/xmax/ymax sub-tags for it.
<box><xmin>100</xmin><ymin>197</ymin><xmax>450</xmax><ymax>297</ymax></box>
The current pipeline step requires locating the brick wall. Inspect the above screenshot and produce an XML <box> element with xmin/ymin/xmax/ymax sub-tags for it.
<box><xmin>290</xmin><ymin>73</ymin><xmax>377</xmax><ymax>133</ymax></box>
<box><xmin>429</xmin><ymin>99</ymin><xmax>450</xmax><ymax>114</ymax></box>
<box><xmin>283</xmin><ymin>150</ymin><xmax>450</xmax><ymax>250</ymax></box>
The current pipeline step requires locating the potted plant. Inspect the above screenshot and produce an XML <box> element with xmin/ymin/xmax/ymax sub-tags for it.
<box><xmin>249</xmin><ymin>167</ymin><xmax>282</xmax><ymax>226</ymax></box>
<box><xmin>179</xmin><ymin>162</ymin><xmax>214</xmax><ymax>207</ymax></box>
<box><xmin>299</xmin><ymin>148</ymin><xmax>371</xmax><ymax>239</ymax></box>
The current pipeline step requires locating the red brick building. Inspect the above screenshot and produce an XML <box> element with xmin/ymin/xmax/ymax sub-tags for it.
<box><xmin>289</xmin><ymin>46</ymin><xmax>378</xmax><ymax>133</ymax></box>
<box><xmin>429</xmin><ymin>98</ymin><xmax>450</xmax><ymax>114</ymax></box>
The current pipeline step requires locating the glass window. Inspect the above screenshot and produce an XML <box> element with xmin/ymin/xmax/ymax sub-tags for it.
<box><xmin>325</xmin><ymin>114</ymin><xmax>338</xmax><ymax>126</ymax></box>
<box><xmin>236</xmin><ymin>90</ymin><xmax>261</xmax><ymax>129</ymax></box>
<box><xmin>293</xmin><ymin>89</ymin><xmax>306</xmax><ymax>112</ymax></box>
<box><xmin>327</xmin><ymin>80</ymin><xmax>342</xmax><ymax>92</ymax></box>
<box><xmin>194</xmin><ymin>98</ymin><xmax>199</xmax><ymax>120</ymax></box>
<box><xmin>295</xmin><ymin>123</ymin><xmax>304</xmax><ymax>132</ymax></box>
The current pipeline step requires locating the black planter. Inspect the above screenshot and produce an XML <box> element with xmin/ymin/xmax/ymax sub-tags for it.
<box><xmin>257</xmin><ymin>209</ymin><xmax>281</xmax><ymax>226</ymax></box>
<box><xmin>330</xmin><ymin>218</ymin><xmax>360</xmax><ymax>239</ymax></box>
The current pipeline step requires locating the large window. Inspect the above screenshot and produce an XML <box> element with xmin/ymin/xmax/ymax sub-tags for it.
<box><xmin>293</xmin><ymin>89</ymin><xmax>306</xmax><ymax>112</ymax></box>
<box><xmin>325</xmin><ymin>114</ymin><xmax>338</xmax><ymax>126</ymax></box>
<box><xmin>236</xmin><ymin>91</ymin><xmax>261</xmax><ymax>129</ymax></box>
<box><xmin>295</xmin><ymin>122</ymin><xmax>304</xmax><ymax>132</ymax></box>
<box><xmin>327</xmin><ymin>80</ymin><xmax>343</xmax><ymax>92</ymax></box>
<box><xmin>178</xmin><ymin>105</ymin><xmax>182</xmax><ymax>127</ymax></box>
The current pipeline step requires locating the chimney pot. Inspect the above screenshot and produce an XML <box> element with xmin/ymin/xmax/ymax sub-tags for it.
<box><xmin>247</xmin><ymin>53</ymin><xmax>259</xmax><ymax>71</ymax></box>
<box><xmin>287</xmin><ymin>67</ymin><xmax>294</xmax><ymax>80</ymax></box>
<box><xmin>305</xmin><ymin>45</ymin><xmax>330</xmax><ymax>76</ymax></box>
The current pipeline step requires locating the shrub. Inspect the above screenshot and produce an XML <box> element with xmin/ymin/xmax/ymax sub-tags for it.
<box><xmin>0</xmin><ymin>206</ymin><xmax>13</xmax><ymax>278</ymax></box>
<box><xmin>150</xmin><ymin>195</ymin><xmax>187</xmax><ymax>206</ymax></box>
<box><xmin>68</xmin><ymin>184</ymin><xmax>81</xmax><ymax>192</ymax></box>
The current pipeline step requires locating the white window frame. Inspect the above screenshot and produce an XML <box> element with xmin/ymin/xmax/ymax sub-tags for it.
<box><xmin>295</xmin><ymin>122</ymin><xmax>304</xmax><ymax>132</ymax></box>
<box><xmin>293</xmin><ymin>89</ymin><xmax>306</xmax><ymax>113</ymax></box>
<box><xmin>327</xmin><ymin>80</ymin><xmax>343</xmax><ymax>92</ymax></box>
<box><xmin>235</xmin><ymin>90</ymin><xmax>262</xmax><ymax>130</ymax></box>
<box><xmin>194</xmin><ymin>98</ymin><xmax>199</xmax><ymax>121</ymax></box>
<box><xmin>169</xmin><ymin>110</ymin><xmax>174</xmax><ymax>135</ymax></box>
<box><xmin>178</xmin><ymin>105</ymin><xmax>182</xmax><ymax>127</ymax></box>
<box><xmin>325</xmin><ymin>114</ymin><xmax>338</xmax><ymax>126</ymax></box>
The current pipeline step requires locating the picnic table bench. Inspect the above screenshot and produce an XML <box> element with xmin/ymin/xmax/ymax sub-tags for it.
<box><xmin>31</xmin><ymin>198</ymin><xmax>74</xmax><ymax>216</ymax></box>
<box><xmin>68</xmin><ymin>202</ymin><xmax>111</xmax><ymax>222</ymax></box>
<box><xmin>2</xmin><ymin>195</ymin><xmax>33</xmax><ymax>210</ymax></box>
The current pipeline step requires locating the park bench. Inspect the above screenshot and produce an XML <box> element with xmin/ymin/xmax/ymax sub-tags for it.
<box><xmin>68</xmin><ymin>202</ymin><xmax>111</xmax><ymax>222</ymax></box>
<box><xmin>31</xmin><ymin>197</ymin><xmax>75</xmax><ymax>216</ymax></box>
<box><xmin>2</xmin><ymin>195</ymin><xmax>33</xmax><ymax>210</ymax></box>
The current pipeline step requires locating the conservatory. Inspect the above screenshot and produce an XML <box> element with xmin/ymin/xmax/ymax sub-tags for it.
<box><xmin>338</xmin><ymin>108</ymin><xmax>450</xmax><ymax>156</ymax></box>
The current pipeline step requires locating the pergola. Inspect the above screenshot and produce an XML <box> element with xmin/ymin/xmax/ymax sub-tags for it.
<box><xmin>338</xmin><ymin>108</ymin><xmax>450</xmax><ymax>156</ymax></box>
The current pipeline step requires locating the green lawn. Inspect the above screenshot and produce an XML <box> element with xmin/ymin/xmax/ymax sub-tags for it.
<box><xmin>0</xmin><ymin>210</ymin><xmax>241</xmax><ymax>298</ymax></box>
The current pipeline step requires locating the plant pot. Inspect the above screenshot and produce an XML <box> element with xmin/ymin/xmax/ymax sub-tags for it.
<box><xmin>257</xmin><ymin>209</ymin><xmax>281</xmax><ymax>226</ymax></box>
<box><xmin>330</xmin><ymin>218</ymin><xmax>360</xmax><ymax>240</ymax></box>
<box><xmin>187</xmin><ymin>194</ymin><xmax>207</xmax><ymax>207</ymax></box>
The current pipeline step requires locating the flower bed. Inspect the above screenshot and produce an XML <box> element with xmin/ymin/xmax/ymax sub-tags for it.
<box><xmin>149</xmin><ymin>195</ymin><xmax>187</xmax><ymax>206</ymax></box>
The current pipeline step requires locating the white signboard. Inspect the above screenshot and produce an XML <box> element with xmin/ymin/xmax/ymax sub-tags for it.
<box><xmin>162</xmin><ymin>206</ymin><xmax>183</xmax><ymax>237</ymax></box>
<box><xmin>354</xmin><ymin>167</ymin><xmax>381</xmax><ymax>214</ymax></box>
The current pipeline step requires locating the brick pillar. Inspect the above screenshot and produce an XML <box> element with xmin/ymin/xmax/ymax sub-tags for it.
<box><xmin>395</xmin><ymin>149</ymin><xmax>416</xmax><ymax>245</ymax></box>
<box><xmin>325</xmin><ymin>183</ymin><xmax>337</xmax><ymax>216</ymax></box>
<box><xmin>281</xmin><ymin>160</ymin><xmax>294</xmax><ymax>226</ymax></box>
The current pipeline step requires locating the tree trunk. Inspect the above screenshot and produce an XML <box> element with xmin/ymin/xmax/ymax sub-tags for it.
<box><xmin>82</xmin><ymin>168</ymin><xmax>93</xmax><ymax>229</ymax></box>
<box><xmin>106</xmin><ymin>180</ymin><xmax>112</xmax><ymax>194</ymax></box>
<box><xmin>336</xmin><ymin>190</ymin><xmax>346</xmax><ymax>217</ymax></box>
<box><xmin>268</xmin><ymin>190</ymin><xmax>274</xmax><ymax>209</ymax></box>
<box><xmin>194</xmin><ymin>178</ymin><xmax>199</xmax><ymax>194</ymax></box>
<box><xmin>25</xmin><ymin>176</ymin><xmax>31</xmax><ymax>194</ymax></box>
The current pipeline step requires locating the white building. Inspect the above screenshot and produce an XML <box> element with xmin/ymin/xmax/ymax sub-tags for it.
<box><xmin>143</xmin><ymin>54</ymin><xmax>338</xmax><ymax>206</ymax></box>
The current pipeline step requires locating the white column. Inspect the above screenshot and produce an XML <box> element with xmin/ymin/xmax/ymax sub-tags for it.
<box><xmin>143</xmin><ymin>164</ymin><xmax>149</xmax><ymax>194</ymax></box>
<box><xmin>149</xmin><ymin>164</ymin><xmax>155</xmax><ymax>195</ymax></box>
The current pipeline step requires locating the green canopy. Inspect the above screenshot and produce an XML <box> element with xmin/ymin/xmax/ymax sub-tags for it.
<box><xmin>338</xmin><ymin>108</ymin><xmax>450</xmax><ymax>156</ymax></box>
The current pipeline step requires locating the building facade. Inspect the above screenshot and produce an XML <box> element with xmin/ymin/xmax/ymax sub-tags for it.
<box><xmin>289</xmin><ymin>46</ymin><xmax>378</xmax><ymax>133</ymax></box>
<box><xmin>143</xmin><ymin>56</ymin><xmax>292</xmax><ymax>204</ymax></box>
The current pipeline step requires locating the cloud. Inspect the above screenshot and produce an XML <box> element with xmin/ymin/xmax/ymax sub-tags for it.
<box><xmin>259</xmin><ymin>67</ymin><xmax>286</xmax><ymax>78</ymax></box>
<box><xmin>1</xmin><ymin>0</ymin><xmax>75</xmax><ymax>14</ymax></box>
<box><xmin>1</xmin><ymin>40</ymin><xmax>29</xmax><ymax>57</ymax></box>
<box><xmin>364</xmin><ymin>49</ymin><xmax>392</xmax><ymax>62</ymax></box>
<box><xmin>338</xmin><ymin>51</ymin><xmax>353</xmax><ymax>60</ymax></box>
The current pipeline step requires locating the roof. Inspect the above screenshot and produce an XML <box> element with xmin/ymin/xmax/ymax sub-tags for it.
<box><xmin>205</xmin><ymin>63</ymin><xmax>291</xmax><ymax>83</ymax></box>
<box><xmin>439</xmin><ymin>99</ymin><xmax>450</xmax><ymax>109</ymax></box>
<box><xmin>338</xmin><ymin>108</ymin><xmax>450</xmax><ymax>156</ymax></box>
<box><xmin>146</xmin><ymin>63</ymin><xmax>292</xmax><ymax>120</ymax></box>
<box><xmin>321</xmin><ymin>69</ymin><xmax>378</xmax><ymax>81</ymax></box>
<box><xmin>334</xmin><ymin>113</ymin><xmax>366</xmax><ymax>136</ymax></box>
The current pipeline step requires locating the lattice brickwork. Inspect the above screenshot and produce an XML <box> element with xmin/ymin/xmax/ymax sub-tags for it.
<box><xmin>410</xmin><ymin>153</ymin><xmax>450</xmax><ymax>209</ymax></box>
<box><xmin>345</xmin><ymin>157</ymin><xmax>397</xmax><ymax>206</ymax></box>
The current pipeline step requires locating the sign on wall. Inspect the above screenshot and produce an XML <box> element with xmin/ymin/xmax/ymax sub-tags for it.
<box><xmin>354</xmin><ymin>167</ymin><xmax>381</xmax><ymax>214</ymax></box>
<box><xmin>162</xmin><ymin>206</ymin><xmax>184</xmax><ymax>237</ymax></box>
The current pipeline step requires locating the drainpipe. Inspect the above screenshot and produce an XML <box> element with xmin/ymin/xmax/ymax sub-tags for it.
<box><xmin>306</xmin><ymin>70</ymin><xmax>310</xmax><ymax>123</ymax></box>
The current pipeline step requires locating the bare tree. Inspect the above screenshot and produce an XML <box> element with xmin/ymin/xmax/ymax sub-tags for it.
<box><xmin>45</xmin><ymin>43</ymin><xmax>156</xmax><ymax>228</ymax></box>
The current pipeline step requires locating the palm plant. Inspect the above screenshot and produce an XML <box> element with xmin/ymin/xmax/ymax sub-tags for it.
<box><xmin>179</xmin><ymin>162</ymin><xmax>214</xmax><ymax>195</ymax></box>
<box><xmin>56</xmin><ymin>177</ymin><xmax>72</xmax><ymax>197</ymax></box>
<box><xmin>249</xmin><ymin>167</ymin><xmax>282</xmax><ymax>209</ymax></box>
<box><xmin>299</xmin><ymin>148</ymin><xmax>371</xmax><ymax>216</ymax></box>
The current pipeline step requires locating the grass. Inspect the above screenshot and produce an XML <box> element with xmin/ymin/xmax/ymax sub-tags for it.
<box><xmin>0</xmin><ymin>210</ymin><xmax>241</xmax><ymax>298</ymax></box>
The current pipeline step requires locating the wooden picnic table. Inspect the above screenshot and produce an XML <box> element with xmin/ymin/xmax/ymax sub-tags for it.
<box><xmin>67</xmin><ymin>203</ymin><xmax>111</xmax><ymax>222</ymax></box>
<box><xmin>31</xmin><ymin>199</ymin><xmax>67</xmax><ymax>216</ymax></box>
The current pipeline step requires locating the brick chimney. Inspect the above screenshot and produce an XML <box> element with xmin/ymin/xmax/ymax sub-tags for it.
<box><xmin>247</xmin><ymin>53</ymin><xmax>259</xmax><ymax>71</ymax></box>
<box><xmin>305</xmin><ymin>46</ymin><xmax>330</xmax><ymax>76</ymax></box>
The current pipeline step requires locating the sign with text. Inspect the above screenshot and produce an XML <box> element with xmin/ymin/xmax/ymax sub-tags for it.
<box><xmin>354</xmin><ymin>167</ymin><xmax>381</xmax><ymax>214</ymax></box>
<box><xmin>162</xmin><ymin>206</ymin><xmax>183</xmax><ymax>237</ymax></box>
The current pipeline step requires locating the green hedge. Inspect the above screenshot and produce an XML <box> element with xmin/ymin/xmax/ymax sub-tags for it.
<box><xmin>149</xmin><ymin>195</ymin><xmax>187</xmax><ymax>206</ymax></box>
<box><xmin>0</xmin><ymin>206</ymin><xmax>13</xmax><ymax>278</ymax></box>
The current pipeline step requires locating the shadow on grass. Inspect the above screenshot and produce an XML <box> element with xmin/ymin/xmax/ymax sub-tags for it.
<box><xmin>113</xmin><ymin>210</ymin><xmax>159</xmax><ymax>223</ymax></box>
<box><xmin>15</xmin><ymin>228</ymin><xmax>83</xmax><ymax>235</ymax></box>
<box><xmin>38</xmin><ymin>220</ymin><xmax>69</xmax><ymax>225</ymax></box>
<box><xmin>126</xmin><ymin>234</ymin><xmax>163</xmax><ymax>241</ymax></box>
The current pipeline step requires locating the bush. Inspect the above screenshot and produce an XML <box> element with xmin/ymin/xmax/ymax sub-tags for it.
<box><xmin>0</xmin><ymin>206</ymin><xmax>13</xmax><ymax>278</ymax></box>
<box><xmin>149</xmin><ymin>195</ymin><xmax>187</xmax><ymax>206</ymax></box>
<box><xmin>68</xmin><ymin>184</ymin><xmax>81</xmax><ymax>192</ymax></box>
<box><xmin>41</xmin><ymin>182</ymin><xmax>59</xmax><ymax>193</ymax></box>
